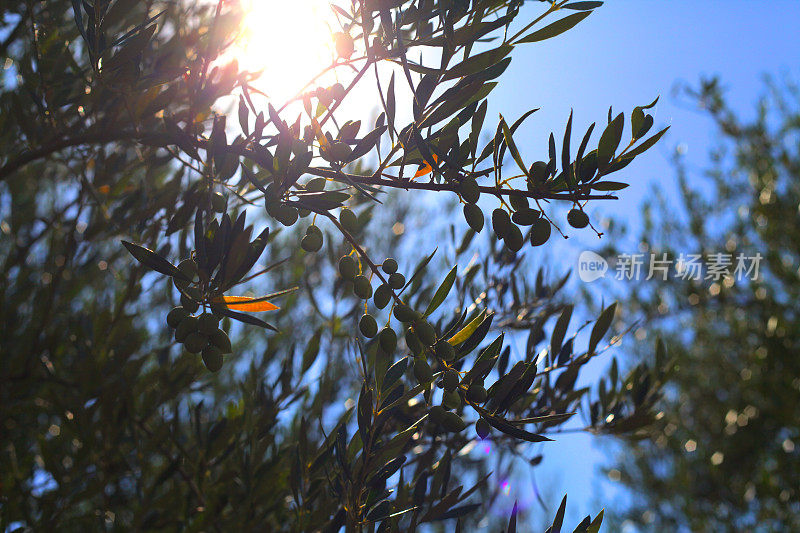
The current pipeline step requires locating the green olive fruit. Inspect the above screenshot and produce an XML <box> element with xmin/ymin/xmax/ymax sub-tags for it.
<box><xmin>330</xmin><ymin>141</ymin><xmax>352</xmax><ymax>161</ymax></box>
<box><xmin>177</xmin><ymin>259</ymin><xmax>199</xmax><ymax>283</ymax></box>
<box><xmin>463</xmin><ymin>203</ymin><xmax>484</xmax><ymax>233</ymax></box>
<box><xmin>373</xmin><ymin>284</ymin><xmax>392</xmax><ymax>309</ymax></box>
<box><xmin>530</xmin><ymin>161</ymin><xmax>549</xmax><ymax>183</ymax></box>
<box><xmin>567</xmin><ymin>208</ymin><xmax>590</xmax><ymax>229</ymax></box>
<box><xmin>459</xmin><ymin>177</ymin><xmax>480</xmax><ymax>204</ymax></box>
<box><xmin>442</xmin><ymin>369</ymin><xmax>460</xmax><ymax>392</ymax></box>
<box><xmin>505</xmin><ymin>223</ymin><xmax>524</xmax><ymax>252</ymax></box>
<box><xmin>198</xmin><ymin>312</ymin><xmax>220</xmax><ymax>334</ymax></box>
<box><xmin>184</xmin><ymin>332</ymin><xmax>208</xmax><ymax>354</ymax></box>
<box><xmin>167</xmin><ymin>307</ymin><xmax>190</xmax><ymax>329</ymax></box>
<box><xmin>378</xmin><ymin>327</ymin><xmax>397</xmax><ymax>353</ymax></box>
<box><xmin>413</xmin><ymin>356</ymin><xmax>433</xmax><ymax>383</ymax></box>
<box><xmin>339</xmin><ymin>209</ymin><xmax>359</xmax><ymax>233</ymax></box>
<box><xmin>393</xmin><ymin>303</ymin><xmax>418</xmax><ymax>323</ymax></box>
<box><xmin>180</xmin><ymin>294</ymin><xmax>200</xmax><ymax>313</ymax></box>
<box><xmin>509</xmin><ymin>194</ymin><xmax>529</xmax><ymax>212</ymax></box>
<box><xmin>388</xmin><ymin>272</ymin><xmax>405</xmax><ymax>290</ymax></box>
<box><xmin>530</xmin><ymin>218</ymin><xmax>552</xmax><ymax>246</ymax></box>
<box><xmin>173</xmin><ymin>276</ymin><xmax>190</xmax><ymax>292</ymax></box>
<box><xmin>301</xmin><ymin>232</ymin><xmax>323</xmax><ymax>252</ymax></box>
<box><xmin>306</xmin><ymin>225</ymin><xmax>322</xmax><ymax>238</ymax></box>
<box><xmin>466</xmin><ymin>383</ymin><xmax>488</xmax><ymax>403</ymax></box>
<box><xmin>306</xmin><ymin>177</ymin><xmax>326</xmax><ymax>191</ymax></box>
<box><xmin>353</xmin><ymin>275</ymin><xmax>373</xmax><ymax>299</ymax></box>
<box><xmin>414</xmin><ymin>320</ymin><xmax>437</xmax><ymax>346</ymax></box>
<box><xmin>183</xmin><ymin>286</ymin><xmax>202</xmax><ymax>302</ymax></box>
<box><xmin>338</xmin><ymin>256</ymin><xmax>358</xmax><ymax>280</ymax></box>
<box><xmin>382</xmin><ymin>258</ymin><xmax>398</xmax><ymax>274</ymax></box>
<box><xmin>276</xmin><ymin>205</ymin><xmax>299</xmax><ymax>226</ymax></box>
<box><xmin>333</xmin><ymin>33</ymin><xmax>354</xmax><ymax>59</ymax></box>
<box><xmin>211</xmin><ymin>191</ymin><xmax>227</xmax><ymax>213</ymax></box>
<box><xmin>492</xmin><ymin>208</ymin><xmax>511</xmax><ymax>239</ymax></box>
<box><xmin>406</xmin><ymin>328</ymin><xmax>423</xmax><ymax>355</ymax></box>
<box><xmin>443</xmin><ymin>390</ymin><xmax>462</xmax><ymax>410</ymax></box>
<box><xmin>175</xmin><ymin>316</ymin><xmax>199</xmax><ymax>342</ymax></box>
<box><xmin>476</xmin><ymin>418</ymin><xmax>491</xmax><ymax>439</ymax></box>
<box><xmin>265</xmin><ymin>198</ymin><xmax>281</xmax><ymax>218</ymax></box>
<box><xmin>359</xmin><ymin>314</ymin><xmax>378</xmax><ymax>338</ymax></box>
<box><xmin>428</xmin><ymin>405</ymin><xmax>448</xmax><ymax>423</ymax></box>
<box><xmin>441</xmin><ymin>410</ymin><xmax>466</xmax><ymax>432</ymax></box>
<box><xmin>435</xmin><ymin>340</ymin><xmax>455</xmax><ymax>361</ymax></box>
<box><xmin>202</xmin><ymin>346</ymin><xmax>224</xmax><ymax>372</ymax></box>
<box><xmin>331</xmin><ymin>83</ymin><xmax>346</xmax><ymax>101</ymax></box>
<box><xmin>512</xmin><ymin>208</ymin><xmax>541</xmax><ymax>226</ymax></box>
<box><xmin>208</xmin><ymin>328</ymin><xmax>232</xmax><ymax>354</ymax></box>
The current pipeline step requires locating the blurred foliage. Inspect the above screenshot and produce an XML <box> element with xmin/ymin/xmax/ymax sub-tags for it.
<box><xmin>597</xmin><ymin>76</ymin><xmax>800</xmax><ymax>531</ymax></box>
<box><xmin>1</xmin><ymin>0</ymin><xmax>668</xmax><ymax>530</ymax></box>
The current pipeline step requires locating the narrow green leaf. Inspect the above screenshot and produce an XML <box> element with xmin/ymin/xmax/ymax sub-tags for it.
<box><xmin>424</xmin><ymin>265</ymin><xmax>457</xmax><ymax>317</ymax></box>
<box><xmin>586</xmin><ymin>509</ymin><xmax>605</xmax><ymax>533</ymax></box>
<box><xmin>624</xmin><ymin>126</ymin><xmax>670</xmax><ymax>159</ymax></box>
<box><xmin>551</xmin><ymin>305</ymin><xmax>573</xmax><ymax>359</ymax></box>
<box><xmin>564</xmin><ymin>1</ymin><xmax>603</xmax><ymax>10</ymax></box>
<box><xmin>121</xmin><ymin>241</ymin><xmax>187</xmax><ymax>280</ymax></box>
<box><xmin>515</xmin><ymin>11</ymin><xmax>592</xmax><ymax>44</ymax></box>
<box><xmin>562</xmin><ymin>110</ymin><xmax>573</xmax><ymax>176</ymax></box>
<box><xmin>590</xmin><ymin>181</ymin><xmax>629</xmax><ymax>191</ymax></box>
<box><xmin>501</xmin><ymin>118</ymin><xmax>529</xmax><ymax>177</ymax></box>
<box><xmin>383</xmin><ymin>357</ymin><xmax>408</xmax><ymax>392</ymax></box>
<box><xmin>508</xmin><ymin>501</ymin><xmax>518</xmax><ymax>533</ymax></box>
<box><xmin>442</xmin><ymin>44</ymin><xmax>512</xmax><ymax>81</ymax></box>
<box><xmin>551</xmin><ymin>495</ymin><xmax>567</xmax><ymax>533</ymax></box>
<box><xmin>597</xmin><ymin>113</ymin><xmax>625</xmax><ymax>168</ymax></box>
<box><xmin>588</xmin><ymin>303</ymin><xmax>617</xmax><ymax>354</ymax></box>
<box><xmin>302</xmin><ymin>329</ymin><xmax>322</xmax><ymax>373</ymax></box>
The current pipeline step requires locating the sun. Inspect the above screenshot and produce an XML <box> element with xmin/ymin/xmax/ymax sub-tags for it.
<box><xmin>234</xmin><ymin>0</ymin><xmax>338</xmax><ymax>102</ymax></box>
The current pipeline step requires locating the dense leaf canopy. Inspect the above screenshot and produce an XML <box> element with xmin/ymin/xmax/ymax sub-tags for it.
<box><xmin>598</xmin><ymin>77</ymin><xmax>800</xmax><ymax>531</ymax></box>
<box><xmin>0</xmin><ymin>0</ymin><xmax>668</xmax><ymax>530</ymax></box>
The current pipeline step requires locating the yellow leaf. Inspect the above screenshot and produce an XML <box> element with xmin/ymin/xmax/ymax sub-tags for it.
<box><xmin>214</xmin><ymin>296</ymin><xmax>280</xmax><ymax>312</ymax></box>
<box><xmin>447</xmin><ymin>310</ymin><xmax>486</xmax><ymax>345</ymax></box>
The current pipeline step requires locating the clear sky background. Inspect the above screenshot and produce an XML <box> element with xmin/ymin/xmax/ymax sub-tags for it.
<box><xmin>484</xmin><ymin>0</ymin><xmax>799</xmax><ymax>527</ymax></box>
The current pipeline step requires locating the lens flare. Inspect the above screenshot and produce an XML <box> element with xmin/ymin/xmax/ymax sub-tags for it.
<box><xmin>234</xmin><ymin>0</ymin><xmax>337</xmax><ymax>101</ymax></box>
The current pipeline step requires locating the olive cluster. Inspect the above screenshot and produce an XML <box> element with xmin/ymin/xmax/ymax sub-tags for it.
<box><xmin>427</xmin><ymin>359</ymin><xmax>491</xmax><ymax>437</ymax></box>
<box><xmin>169</xmin><ymin>258</ymin><xmax>202</xmax><ymax>311</ymax></box>
<box><xmin>171</xmin><ymin>258</ymin><xmax>232</xmax><ymax>372</ymax></box>
<box><xmin>337</xmin><ymin>253</ymin><xmax>489</xmax><ymax>437</ymax></box>
<box><xmin>462</xmin><ymin>183</ymin><xmax>555</xmax><ymax>249</ymax></box>
<box><xmin>166</xmin><ymin>307</ymin><xmax>232</xmax><ymax>372</ymax></box>
<box><xmin>460</xmin><ymin>177</ymin><xmax>484</xmax><ymax>233</ymax></box>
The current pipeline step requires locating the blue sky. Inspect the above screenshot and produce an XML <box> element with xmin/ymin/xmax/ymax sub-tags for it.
<box><xmin>483</xmin><ymin>0</ymin><xmax>799</xmax><ymax>527</ymax></box>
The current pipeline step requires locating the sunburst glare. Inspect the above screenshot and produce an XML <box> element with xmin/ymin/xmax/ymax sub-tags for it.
<box><xmin>233</xmin><ymin>0</ymin><xmax>339</xmax><ymax>102</ymax></box>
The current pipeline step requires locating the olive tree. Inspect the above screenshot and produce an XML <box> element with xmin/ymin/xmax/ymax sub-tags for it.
<box><xmin>0</xmin><ymin>0</ymin><xmax>669</xmax><ymax>530</ymax></box>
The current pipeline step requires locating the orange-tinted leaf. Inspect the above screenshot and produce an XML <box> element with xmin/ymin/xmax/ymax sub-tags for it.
<box><xmin>413</xmin><ymin>154</ymin><xmax>438</xmax><ymax>179</ymax></box>
<box><xmin>213</xmin><ymin>296</ymin><xmax>280</xmax><ymax>312</ymax></box>
<box><xmin>312</xmin><ymin>118</ymin><xmax>330</xmax><ymax>150</ymax></box>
